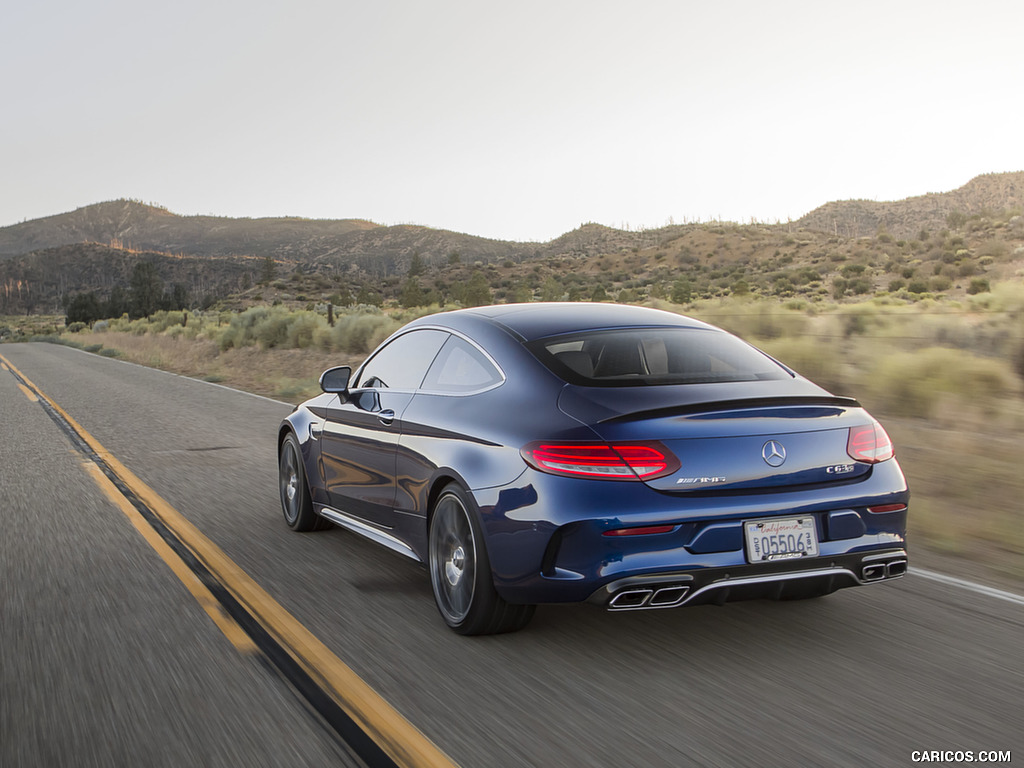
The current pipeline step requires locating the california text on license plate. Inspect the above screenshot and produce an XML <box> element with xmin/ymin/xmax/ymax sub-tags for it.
<box><xmin>744</xmin><ymin>517</ymin><xmax>819</xmax><ymax>563</ymax></box>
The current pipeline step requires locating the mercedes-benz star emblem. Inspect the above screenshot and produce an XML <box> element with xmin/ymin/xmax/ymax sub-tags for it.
<box><xmin>762</xmin><ymin>440</ymin><xmax>787</xmax><ymax>467</ymax></box>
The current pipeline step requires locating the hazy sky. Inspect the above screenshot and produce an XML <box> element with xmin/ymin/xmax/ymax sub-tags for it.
<box><xmin>3</xmin><ymin>0</ymin><xmax>1022</xmax><ymax>242</ymax></box>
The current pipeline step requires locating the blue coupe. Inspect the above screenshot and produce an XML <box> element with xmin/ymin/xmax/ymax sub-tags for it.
<box><xmin>278</xmin><ymin>303</ymin><xmax>909</xmax><ymax>634</ymax></box>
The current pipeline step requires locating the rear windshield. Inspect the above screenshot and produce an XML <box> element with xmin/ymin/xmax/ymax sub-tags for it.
<box><xmin>526</xmin><ymin>327</ymin><xmax>792</xmax><ymax>387</ymax></box>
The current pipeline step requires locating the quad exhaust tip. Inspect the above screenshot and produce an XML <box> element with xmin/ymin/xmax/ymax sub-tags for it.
<box><xmin>862</xmin><ymin>557</ymin><xmax>908</xmax><ymax>582</ymax></box>
<box><xmin>886</xmin><ymin>559</ymin><xmax>907</xmax><ymax>578</ymax></box>
<box><xmin>608</xmin><ymin>585</ymin><xmax>690</xmax><ymax>611</ymax></box>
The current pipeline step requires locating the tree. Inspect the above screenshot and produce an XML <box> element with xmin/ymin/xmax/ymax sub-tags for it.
<box><xmin>399</xmin><ymin>278</ymin><xmax>426</xmax><ymax>308</ymax></box>
<box><xmin>458</xmin><ymin>270</ymin><xmax>492</xmax><ymax>307</ymax></box>
<box><xmin>165</xmin><ymin>282</ymin><xmax>190</xmax><ymax>311</ymax></box>
<box><xmin>540</xmin><ymin>277</ymin><xmax>563</xmax><ymax>302</ymax></box>
<box><xmin>66</xmin><ymin>292</ymin><xmax>103</xmax><ymax>325</ymax></box>
<box><xmin>356</xmin><ymin>286</ymin><xmax>383</xmax><ymax>307</ymax></box>
<box><xmin>130</xmin><ymin>261</ymin><xmax>163</xmax><ymax>318</ymax></box>
<box><xmin>106</xmin><ymin>285</ymin><xmax>129</xmax><ymax>318</ymax></box>
<box><xmin>259</xmin><ymin>256</ymin><xmax>276</xmax><ymax>285</ymax></box>
<box><xmin>671</xmin><ymin>278</ymin><xmax>692</xmax><ymax>304</ymax></box>
<box><xmin>508</xmin><ymin>282</ymin><xmax>532</xmax><ymax>303</ymax></box>
<box><xmin>408</xmin><ymin>253</ymin><xmax>425</xmax><ymax>277</ymax></box>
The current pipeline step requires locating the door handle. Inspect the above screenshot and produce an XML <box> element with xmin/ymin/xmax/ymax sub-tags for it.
<box><xmin>377</xmin><ymin>409</ymin><xmax>395</xmax><ymax>426</ymax></box>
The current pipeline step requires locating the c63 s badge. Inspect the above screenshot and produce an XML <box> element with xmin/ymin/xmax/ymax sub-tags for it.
<box><xmin>826</xmin><ymin>463</ymin><xmax>856</xmax><ymax>475</ymax></box>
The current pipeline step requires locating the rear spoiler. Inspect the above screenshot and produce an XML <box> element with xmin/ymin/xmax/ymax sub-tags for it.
<box><xmin>598</xmin><ymin>396</ymin><xmax>862</xmax><ymax>424</ymax></box>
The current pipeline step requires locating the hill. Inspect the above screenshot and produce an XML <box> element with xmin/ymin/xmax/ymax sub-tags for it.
<box><xmin>1</xmin><ymin>173</ymin><xmax>1022</xmax><ymax>315</ymax></box>
<box><xmin>796</xmin><ymin>172</ymin><xmax>1024</xmax><ymax>238</ymax></box>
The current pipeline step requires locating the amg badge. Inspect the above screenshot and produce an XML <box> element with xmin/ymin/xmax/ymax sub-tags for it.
<box><xmin>676</xmin><ymin>476</ymin><xmax>727</xmax><ymax>485</ymax></box>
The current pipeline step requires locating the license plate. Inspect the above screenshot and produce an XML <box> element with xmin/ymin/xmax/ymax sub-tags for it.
<box><xmin>744</xmin><ymin>517</ymin><xmax>818</xmax><ymax>563</ymax></box>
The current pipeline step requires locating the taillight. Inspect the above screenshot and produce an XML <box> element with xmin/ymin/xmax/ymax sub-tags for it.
<box><xmin>521</xmin><ymin>441</ymin><xmax>680</xmax><ymax>481</ymax></box>
<box><xmin>847</xmin><ymin>422</ymin><xmax>894</xmax><ymax>463</ymax></box>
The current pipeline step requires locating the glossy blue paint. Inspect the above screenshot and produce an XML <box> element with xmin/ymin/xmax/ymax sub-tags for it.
<box><xmin>279</xmin><ymin>303</ymin><xmax>910</xmax><ymax>618</ymax></box>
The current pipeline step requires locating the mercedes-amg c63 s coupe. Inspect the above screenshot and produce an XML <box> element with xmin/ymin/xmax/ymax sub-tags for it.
<box><xmin>278</xmin><ymin>303</ymin><xmax>909</xmax><ymax>634</ymax></box>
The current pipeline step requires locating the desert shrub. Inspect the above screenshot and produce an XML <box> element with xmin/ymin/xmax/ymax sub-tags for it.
<box><xmin>286</xmin><ymin>313</ymin><xmax>326</xmax><ymax>349</ymax></box>
<box><xmin>688</xmin><ymin>300</ymin><xmax>809</xmax><ymax>341</ymax></box>
<box><xmin>757</xmin><ymin>336</ymin><xmax>843</xmax><ymax>392</ymax></box>
<box><xmin>869</xmin><ymin>347</ymin><xmax>1020</xmax><ymax>418</ymax></box>
<box><xmin>92</xmin><ymin>320</ymin><xmax>110</xmax><ymax>333</ymax></box>
<box><xmin>967</xmin><ymin>278</ymin><xmax>991</xmax><ymax>295</ymax></box>
<box><xmin>66</xmin><ymin>322</ymin><xmax>87</xmax><ymax>333</ymax></box>
<box><xmin>218</xmin><ymin>306</ymin><xmax>274</xmax><ymax>350</ymax></box>
<box><xmin>329</xmin><ymin>309</ymin><xmax>401</xmax><ymax>354</ymax></box>
<box><xmin>145</xmin><ymin>310</ymin><xmax>188</xmax><ymax>334</ymax></box>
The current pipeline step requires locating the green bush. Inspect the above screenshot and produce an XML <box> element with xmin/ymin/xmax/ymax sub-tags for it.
<box><xmin>329</xmin><ymin>310</ymin><xmax>400</xmax><ymax>354</ymax></box>
<box><xmin>907</xmin><ymin>280</ymin><xmax>929</xmax><ymax>294</ymax></box>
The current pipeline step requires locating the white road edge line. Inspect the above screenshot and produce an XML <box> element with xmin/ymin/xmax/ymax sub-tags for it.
<box><xmin>913</xmin><ymin>567</ymin><xmax>1024</xmax><ymax>608</ymax></box>
<box><xmin>58</xmin><ymin>342</ymin><xmax>294</xmax><ymax>407</ymax></box>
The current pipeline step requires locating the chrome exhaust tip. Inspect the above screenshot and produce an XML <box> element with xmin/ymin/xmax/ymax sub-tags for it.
<box><xmin>608</xmin><ymin>589</ymin><xmax>653</xmax><ymax>610</ymax></box>
<box><xmin>862</xmin><ymin>564</ymin><xmax>887</xmax><ymax>582</ymax></box>
<box><xmin>649</xmin><ymin>585</ymin><xmax>690</xmax><ymax>608</ymax></box>
<box><xmin>886</xmin><ymin>559</ymin><xmax>907</xmax><ymax>578</ymax></box>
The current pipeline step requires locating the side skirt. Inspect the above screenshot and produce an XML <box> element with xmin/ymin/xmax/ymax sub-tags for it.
<box><xmin>316</xmin><ymin>505</ymin><xmax>423</xmax><ymax>563</ymax></box>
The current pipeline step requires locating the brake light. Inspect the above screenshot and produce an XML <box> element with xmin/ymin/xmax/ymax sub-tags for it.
<box><xmin>847</xmin><ymin>422</ymin><xmax>894</xmax><ymax>463</ymax></box>
<box><xmin>521</xmin><ymin>441</ymin><xmax>680</xmax><ymax>481</ymax></box>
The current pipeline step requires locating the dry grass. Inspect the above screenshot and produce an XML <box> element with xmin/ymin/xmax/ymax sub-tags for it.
<box><xmin>86</xmin><ymin>331</ymin><xmax>362</xmax><ymax>403</ymax></box>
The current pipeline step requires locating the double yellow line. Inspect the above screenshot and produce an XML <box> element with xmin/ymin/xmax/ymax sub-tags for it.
<box><xmin>1</xmin><ymin>351</ymin><xmax>456</xmax><ymax>768</ymax></box>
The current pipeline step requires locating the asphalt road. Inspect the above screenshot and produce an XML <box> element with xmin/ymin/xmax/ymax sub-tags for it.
<box><xmin>2</xmin><ymin>342</ymin><xmax>1021</xmax><ymax>768</ymax></box>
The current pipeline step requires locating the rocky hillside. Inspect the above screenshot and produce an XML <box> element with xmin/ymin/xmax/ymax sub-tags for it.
<box><xmin>2</xmin><ymin>173</ymin><xmax>1023</xmax><ymax>316</ymax></box>
<box><xmin>796</xmin><ymin>172</ymin><xmax>1024</xmax><ymax>238</ymax></box>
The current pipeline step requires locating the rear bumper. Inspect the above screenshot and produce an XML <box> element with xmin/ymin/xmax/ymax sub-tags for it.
<box><xmin>587</xmin><ymin>549</ymin><xmax>908</xmax><ymax>610</ymax></box>
<box><xmin>473</xmin><ymin>460</ymin><xmax>909</xmax><ymax>605</ymax></box>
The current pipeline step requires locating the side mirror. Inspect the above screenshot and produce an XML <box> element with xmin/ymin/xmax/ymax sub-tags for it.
<box><xmin>319</xmin><ymin>366</ymin><xmax>351</xmax><ymax>394</ymax></box>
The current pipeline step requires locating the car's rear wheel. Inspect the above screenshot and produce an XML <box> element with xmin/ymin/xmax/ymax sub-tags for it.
<box><xmin>428</xmin><ymin>484</ymin><xmax>535</xmax><ymax>635</ymax></box>
<box><xmin>279</xmin><ymin>433</ymin><xmax>327</xmax><ymax>532</ymax></box>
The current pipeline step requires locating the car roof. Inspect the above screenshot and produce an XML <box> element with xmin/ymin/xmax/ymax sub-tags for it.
<box><xmin>452</xmin><ymin>302</ymin><xmax>717</xmax><ymax>342</ymax></box>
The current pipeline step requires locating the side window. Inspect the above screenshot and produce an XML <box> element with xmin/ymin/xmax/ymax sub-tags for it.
<box><xmin>422</xmin><ymin>335</ymin><xmax>503</xmax><ymax>393</ymax></box>
<box><xmin>355</xmin><ymin>329</ymin><xmax>449</xmax><ymax>390</ymax></box>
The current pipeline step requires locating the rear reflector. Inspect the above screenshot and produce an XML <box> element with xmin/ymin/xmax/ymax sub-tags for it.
<box><xmin>847</xmin><ymin>422</ymin><xmax>894</xmax><ymax>463</ymax></box>
<box><xmin>867</xmin><ymin>504</ymin><xmax>907</xmax><ymax>514</ymax></box>
<box><xmin>521</xmin><ymin>441</ymin><xmax>680</xmax><ymax>481</ymax></box>
<box><xmin>603</xmin><ymin>525</ymin><xmax>676</xmax><ymax>537</ymax></box>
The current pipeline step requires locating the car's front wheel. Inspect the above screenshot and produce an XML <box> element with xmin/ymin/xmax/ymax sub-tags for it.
<box><xmin>428</xmin><ymin>483</ymin><xmax>535</xmax><ymax>635</ymax></box>
<box><xmin>279</xmin><ymin>432</ymin><xmax>327</xmax><ymax>532</ymax></box>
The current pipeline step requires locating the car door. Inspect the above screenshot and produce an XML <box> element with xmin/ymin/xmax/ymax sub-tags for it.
<box><xmin>319</xmin><ymin>328</ymin><xmax>449</xmax><ymax>528</ymax></box>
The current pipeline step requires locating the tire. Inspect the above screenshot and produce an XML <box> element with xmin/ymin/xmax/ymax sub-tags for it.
<box><xmin>428</xmin><ymin>484</ymin><xmax>535</xmax><ymax>635</ymax></box>
<box><xmin>279</xmin><ymin>432</ymin><xmax>327</xmax><ymax>532</ymax></box>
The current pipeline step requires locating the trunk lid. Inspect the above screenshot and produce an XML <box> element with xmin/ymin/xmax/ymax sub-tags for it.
<box><xmin>558</xmin><ymin>382</ymin><xmax>873</xmax><ymax>493</ymax></box>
